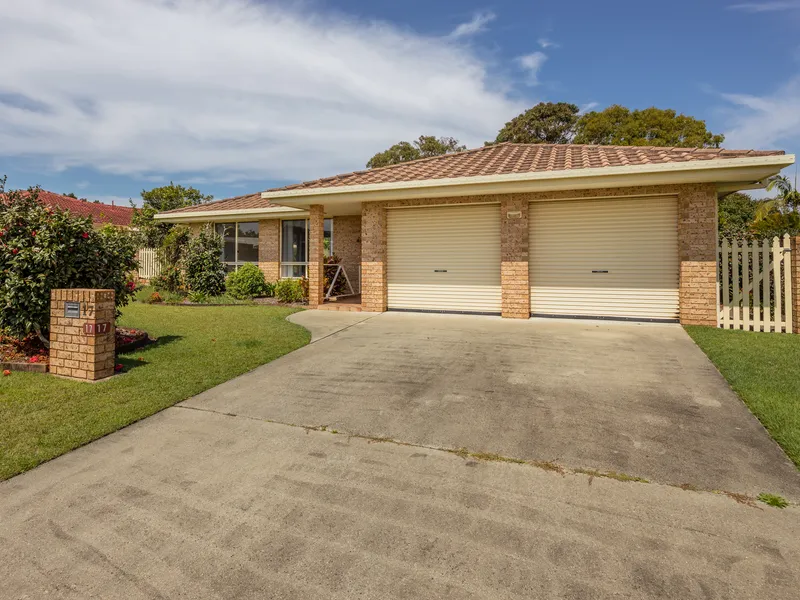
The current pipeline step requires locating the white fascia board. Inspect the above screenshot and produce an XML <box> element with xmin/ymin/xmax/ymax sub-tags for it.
<box><xmin>261</xmin><ymin>154</ymin><xmax>795</xmax><ymax>206</ymax></box>
<box><xmin>154</xmin><ymin>206</ymin><xmax>306</xmax><ymax>223</ymax></box>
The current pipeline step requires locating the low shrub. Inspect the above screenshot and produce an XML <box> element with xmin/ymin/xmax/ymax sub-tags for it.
<box><xmin>147</xmin><ymin>291</ymin><xmax>163</xmax><ymax>304</ymax></box>
<box><xmin>226</xmin><ymin>263</ymin><xmax>267</xmax><ymax>300</ymax></box>
<box><xmin>263</xmin><ymin>281</ymin><xmax>276</xmax><ymax>298</ymax></box>
<box><xmin>152</xmin><ymin>264</ymin><xmax>183</xmax><ymax>294</ymax></box>
<box><xmin>275</xmin><ymin>278</ymin><xmax>307</xmax><ymax>303</ymax></box>
<box><xmin>187</xmin><ymin>290</ymin><xmax>209</xmax><ymax>304</ymax></box>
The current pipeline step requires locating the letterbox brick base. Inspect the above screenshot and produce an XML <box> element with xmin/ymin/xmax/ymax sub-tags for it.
<box><xmin>50</xmin><ymin>289</ymin><xmax>116</xmax><ymax>381</ymax></box>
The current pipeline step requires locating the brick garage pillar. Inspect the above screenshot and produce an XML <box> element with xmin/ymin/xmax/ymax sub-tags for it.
<box><xmin>792</xmin><ymin>236</ymin><xmax>800</xmax><ymax>334</ymax></box>
<box><xmin>307</xmin><ymin>205</ymin><xmax>325</xmax><ymax>308</ymax></box>
<box><xmin>501</xmin><ymin>195</ymin><xmax>530</xmax><ymax>318</ymax></box>
<box><xmin>361</xmin><ymin>202</ymin><xmax>387</xmax><ymax>312</ymax></box>
<box><xmin>677</xmin><ymin>184</ymin><xmax>718</xmax><ymax>326</ymax></box>
<box><xmin>49</xmin><ymin>289</ymin><xmax>116</xmax><ymax>381</ymax></box>
<box><xmin>258</xmin><ymin>219</ymin><xmax>281</xmax><ymax>282</ymax></box>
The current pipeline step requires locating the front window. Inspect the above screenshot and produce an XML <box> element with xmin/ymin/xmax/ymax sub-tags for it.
<box><xmin>215</xmin><ymin>222</ymin><xmax>259</xmax><ymax>272</ymax></box>
<box><xmin>280</xmin><ymin>218</ymin><xmax>332</xmax><ymax>278</ymax></box>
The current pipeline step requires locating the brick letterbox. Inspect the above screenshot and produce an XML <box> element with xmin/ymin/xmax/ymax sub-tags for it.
<box><xmin>49</xmin><ymin>289</ymin><xmax>116</xmax><ymax>381</ymax></box>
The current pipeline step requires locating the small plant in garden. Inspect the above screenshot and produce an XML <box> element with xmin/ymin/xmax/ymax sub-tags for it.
<box><xmin>0</xmin><ymin>179</ymin><xmax>138</xmax><ymax>340</ymax></box>
<box><xmin>275</xmin><ymin>278</ymin><xmax>307</xmax><ymax>303</ymax></box>
<box><xmin>263</xmin><ymin>281</ymin><xmax>276</xmax><ymax>298</ymax></box>
<box><xmin>184</xmin><ymin>226</ymin><xmax>226</xmax><ymax>296</ymax></box>
<box><xmin>226</xmin><ymin>263</ymin><xmax>268</xmax><ymax>300</ymax></box>
<box><xmin>147</xmin><ymin>291</ymin><xmax>163</xmax><ymax>304</ymax></box>
<box><xmin>758</xmin><ymin>493</ymin><xmax>789</xmax><ymax>508</ymax></box>
<box><xmin>187</xmin><ymin>290</ymin><xmax>209</xmax><ymax>304</ymax></box>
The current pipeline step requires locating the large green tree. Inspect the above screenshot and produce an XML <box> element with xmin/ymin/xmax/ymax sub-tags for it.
<box><xmin>573</xmin><ymin>105</ymin><xmax>725</xmax><ymax>147</ymax></box>
<box><xmin>493</xmin><ymin>102</ymin><xmax>580</xmax><ymax>144</ymax></box>
<box><xmin>718</xmin><ymin>192</ymin><xmax>757</xmax><ymax>240</ymax></box>
<box><xmin>132</xmin><ymin>182</ymin><xmax>212</xmax><ymax>247</ymax></box>
<box><xmin>366</xmin><ymin>135</ymin><xmax>466</xmax><ymax>168</ymax></box>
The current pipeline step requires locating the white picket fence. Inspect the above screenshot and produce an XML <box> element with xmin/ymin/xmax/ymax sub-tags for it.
<box><xmin>137</xmin><ymin>248</ymin><xmax>162</xmax><ymax>280</ymax></box>
<box><xmin>717</xmin><ymin>235</ymin><xmax>793</xmax><ymax>333</ymax></box>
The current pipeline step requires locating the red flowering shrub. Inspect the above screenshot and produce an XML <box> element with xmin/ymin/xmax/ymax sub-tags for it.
<box><xmin>0</xmin><ymin>178</ymin><xmax>138</xmax><ymax>339</ymax></box>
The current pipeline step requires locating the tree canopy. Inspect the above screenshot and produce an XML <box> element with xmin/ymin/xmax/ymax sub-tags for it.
<box><xmin>131</xmin><ymin>182</ymin><xmax>212</xmax><ymax>248</ymax></box>
<box><xmin>493</xmin><ymin>102</ymin><xmax>580</xmax><ymax>145</ymax></box>
<box><xmin>573</xmin><ymin>105</ymin><xmax>724</xmax><ymax>148</ymax></box>
<box><xmin>366</xmin><ymin>135</ymin><xmax>466</xmax><ymax>168</ymax></box>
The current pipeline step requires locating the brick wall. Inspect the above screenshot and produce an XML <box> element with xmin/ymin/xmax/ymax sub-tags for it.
<box><xmin>49</xmin><ymin>289</ymin><xmax>116</xmax><ymax>381</ymax></box>
<box><xmin>258</xmin><ymin>219</ymin><xmax>281</xmax><ymax>282</ymax></box>
<box><xmin>676</xmin><ymin>184</ymin><xmax>717</xmax><ymax>326</ymax></box>
<box><xmin>333</xmin><ymin>216</ymin><xmax>361</xmax><ymax>293</ymax></box>
<box><xmin>500</xmin><ymin>195</ymin><xmax>529</xmax><ymax>318</ymax></box>
<box><xmin>307</xmin><ymin>205</ymin><xmax>325</xmax><ymax>308</ymax></box>
<box><xmin>361</xmin><ymin>202</ymin><xmax>387</xmax><ymax>312</ymax></box>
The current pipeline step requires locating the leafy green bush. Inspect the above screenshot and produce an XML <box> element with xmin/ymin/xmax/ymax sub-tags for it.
<box><xmin>153</xmin><ymin>226</ymin><xmax>189</xmax><ymax>293</ymax></box>
<box><xmin>275</xmin><ymin>278</ymin><xmax>307</xmax><ymax>303</ymax></box>
<box><xmin>225</xmin><ymin>263</ymin><xmax>267</xmax><ymax>300</ymax></box>
<box><xmin>0</xmin><ymin>180</ymin><xmax>138</xmax><ymax>339</ymax></box>
<box><xmin>263</xmin><ymin>281</ymin><xmax>276</xmax><ymax>298</ymax></box>
<box><xmin>185</xmin><ymin>226</ymin><xmax>226</xmax><ymax>296</ymax></box>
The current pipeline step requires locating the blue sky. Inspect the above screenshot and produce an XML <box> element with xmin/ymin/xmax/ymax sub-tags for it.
<box><xmin>1</xmin><ymin>0</ymin><xmax>799</xmax><ymax>206</ymax></box>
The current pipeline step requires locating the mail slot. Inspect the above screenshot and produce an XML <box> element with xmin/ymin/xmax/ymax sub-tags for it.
<box><xmin>434</xmin><ymin>269</ymin><xmax>448</xmax><ymax>273</ymax></box>
<box><xmin>592</xmin><ymin>270</ymin><xmax>609</xmax><ymax>274</ymax></box>
<box><xmin>64</xmin><ymin>301</ymin><xmax>80</xmax><ymax>318</ymax></box>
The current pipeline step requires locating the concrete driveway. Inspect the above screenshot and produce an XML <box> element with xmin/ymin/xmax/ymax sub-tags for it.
<box><xmin>3</xmin><ymin>311</ymin><xmax>800</xmax><ymax>599</ymax></box>
<box><xmin>184</xmin><ymin>311</ymin><xmax>800</xmax><ymax>499</ymax></box>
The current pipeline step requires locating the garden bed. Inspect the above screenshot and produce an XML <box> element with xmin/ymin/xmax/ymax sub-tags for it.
<box><xmin>1</xmin><ymin>327</ymin><xmax>153</xmax><ymax>374</ymax></box>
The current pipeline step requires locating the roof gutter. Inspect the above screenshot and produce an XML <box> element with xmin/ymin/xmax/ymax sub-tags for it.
<box><xmin>154</xmin><ymin>205</ymin><xmax>306</xmax><ymax>223</ymax></box>
<box><xmin>261</xmin><ymin>154</ymin><xmax>795</xmax><ymax>207</ymax></box>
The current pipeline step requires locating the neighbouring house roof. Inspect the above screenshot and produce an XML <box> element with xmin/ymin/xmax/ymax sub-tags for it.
<box><xmin>35</xmin><ymin>191</ymin><xmax>135</xmax><ymax>227</ymax></box>
<box><xmin>266</xmin><ymin>143</ymin><xmax>786</xmax><ymax>192</ymax></box>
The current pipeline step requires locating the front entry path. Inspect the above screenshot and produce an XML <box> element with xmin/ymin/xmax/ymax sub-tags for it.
<box><xmin>187</xmin><ymin>311</ymin><xmax>800</xmax><ymax>500</ymax></box>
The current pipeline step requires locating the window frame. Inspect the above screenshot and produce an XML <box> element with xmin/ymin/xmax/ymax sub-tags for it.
<box><xmin>215</xmin><ymin>221</ymin><xmax>259</xmax><ymax>272</ymax></box>
<box><xmin>280</xmin><ymin>218</ymin><xmax>333</xmax><ymax>279</ymax></box>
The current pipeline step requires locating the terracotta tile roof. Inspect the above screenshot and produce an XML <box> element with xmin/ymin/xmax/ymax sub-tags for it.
<box><xmin>16</xmin><ymin>190</ymin><xmax>136</xmax><ymax>226</ymax></box>
<box><xmin>163</xmin><ymin>192</ymin><xmax>283</xmax><ymax>215</ymax></box>
<box><xmin>271</xmin><ymin>143</ymin><xmax>785</xmax><ymax>192</ymax></box>
<box><xmin>162</xmin><ymin>143</ymin><xmax>786</xmax><ymax>215</ymax></box>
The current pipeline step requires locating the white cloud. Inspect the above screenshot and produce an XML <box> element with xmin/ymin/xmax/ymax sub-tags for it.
<box><xmin>728</xmin><ymin>2</ymin><xmax>800</xmax><ymax>11</ymax></box>
<box><xmin>719</xmin><ymin>78</ymin><xmax>800</xmax><ymax>150</ymax></box>
<box><xmin>537</xmin><ymin>38</ymin><xmax>558</xmax><ymax>49</ymax></box>
<box><xmin>515</xmin><ymin>52</ymin><xmax>548</xmax><ymax>86</ymax></box>
<box><xmin>448</xmin><ymin>11</ymin><xmax>496</xmax><ymax>39</ymax></box>
<box><xmin>579</xmin><ymin>102</ymin><xmax>599</xmax><ymax>114</ymax></box>
<box><xmin>0</xmin><ymin>0</ymin><xmax>522</xmax><ymax>183</ymax></box>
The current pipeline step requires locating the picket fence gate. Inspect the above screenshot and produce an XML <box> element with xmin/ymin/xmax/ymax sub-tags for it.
<box><xmin>137</xmin><ymin>248</ymin><xmax>162</xmax><ymax>280</ymax></box>
<box><xmin>717</xmin><ymin>235</ymin><xmax>792</xmax><ymax>333</ymax></box>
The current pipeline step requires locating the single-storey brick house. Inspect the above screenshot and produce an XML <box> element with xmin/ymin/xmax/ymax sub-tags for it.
<box><xmin>157</xmin><ymin>143</ymin><xmax>793</xmax><ymax>324</ymax></box>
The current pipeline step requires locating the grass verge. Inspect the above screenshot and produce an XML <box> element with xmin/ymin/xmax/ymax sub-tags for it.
<box><xmin>684</xmin><ymin>325</ymin><xmax>800</xmax><ymax>468</ymax></box>
<box><xmin>0</xmin><ymin>304</ymin><xmax>309</xmax><ymax>480</ymax></box>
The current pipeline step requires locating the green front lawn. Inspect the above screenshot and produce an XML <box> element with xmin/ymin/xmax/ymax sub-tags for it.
<box><xmin>685</xmin><ymin>326</ymin><xmax>800</xmax><ymax>468</ymax></box>
<box><xmin>0</xmin><ymin>304</ymin><xmax>310</xmax><ymax>480</ymax></box>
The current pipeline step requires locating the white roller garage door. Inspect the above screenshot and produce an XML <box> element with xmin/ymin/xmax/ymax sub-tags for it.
<box><xmin>387</xmin><ymin>204</ymin><xmax>501</xmax><ymax>313</ymax></box>
<box><xmin>529</xmin><ymin>196</ymin><xmax>679</xmax><ymax>321</ymax></box>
